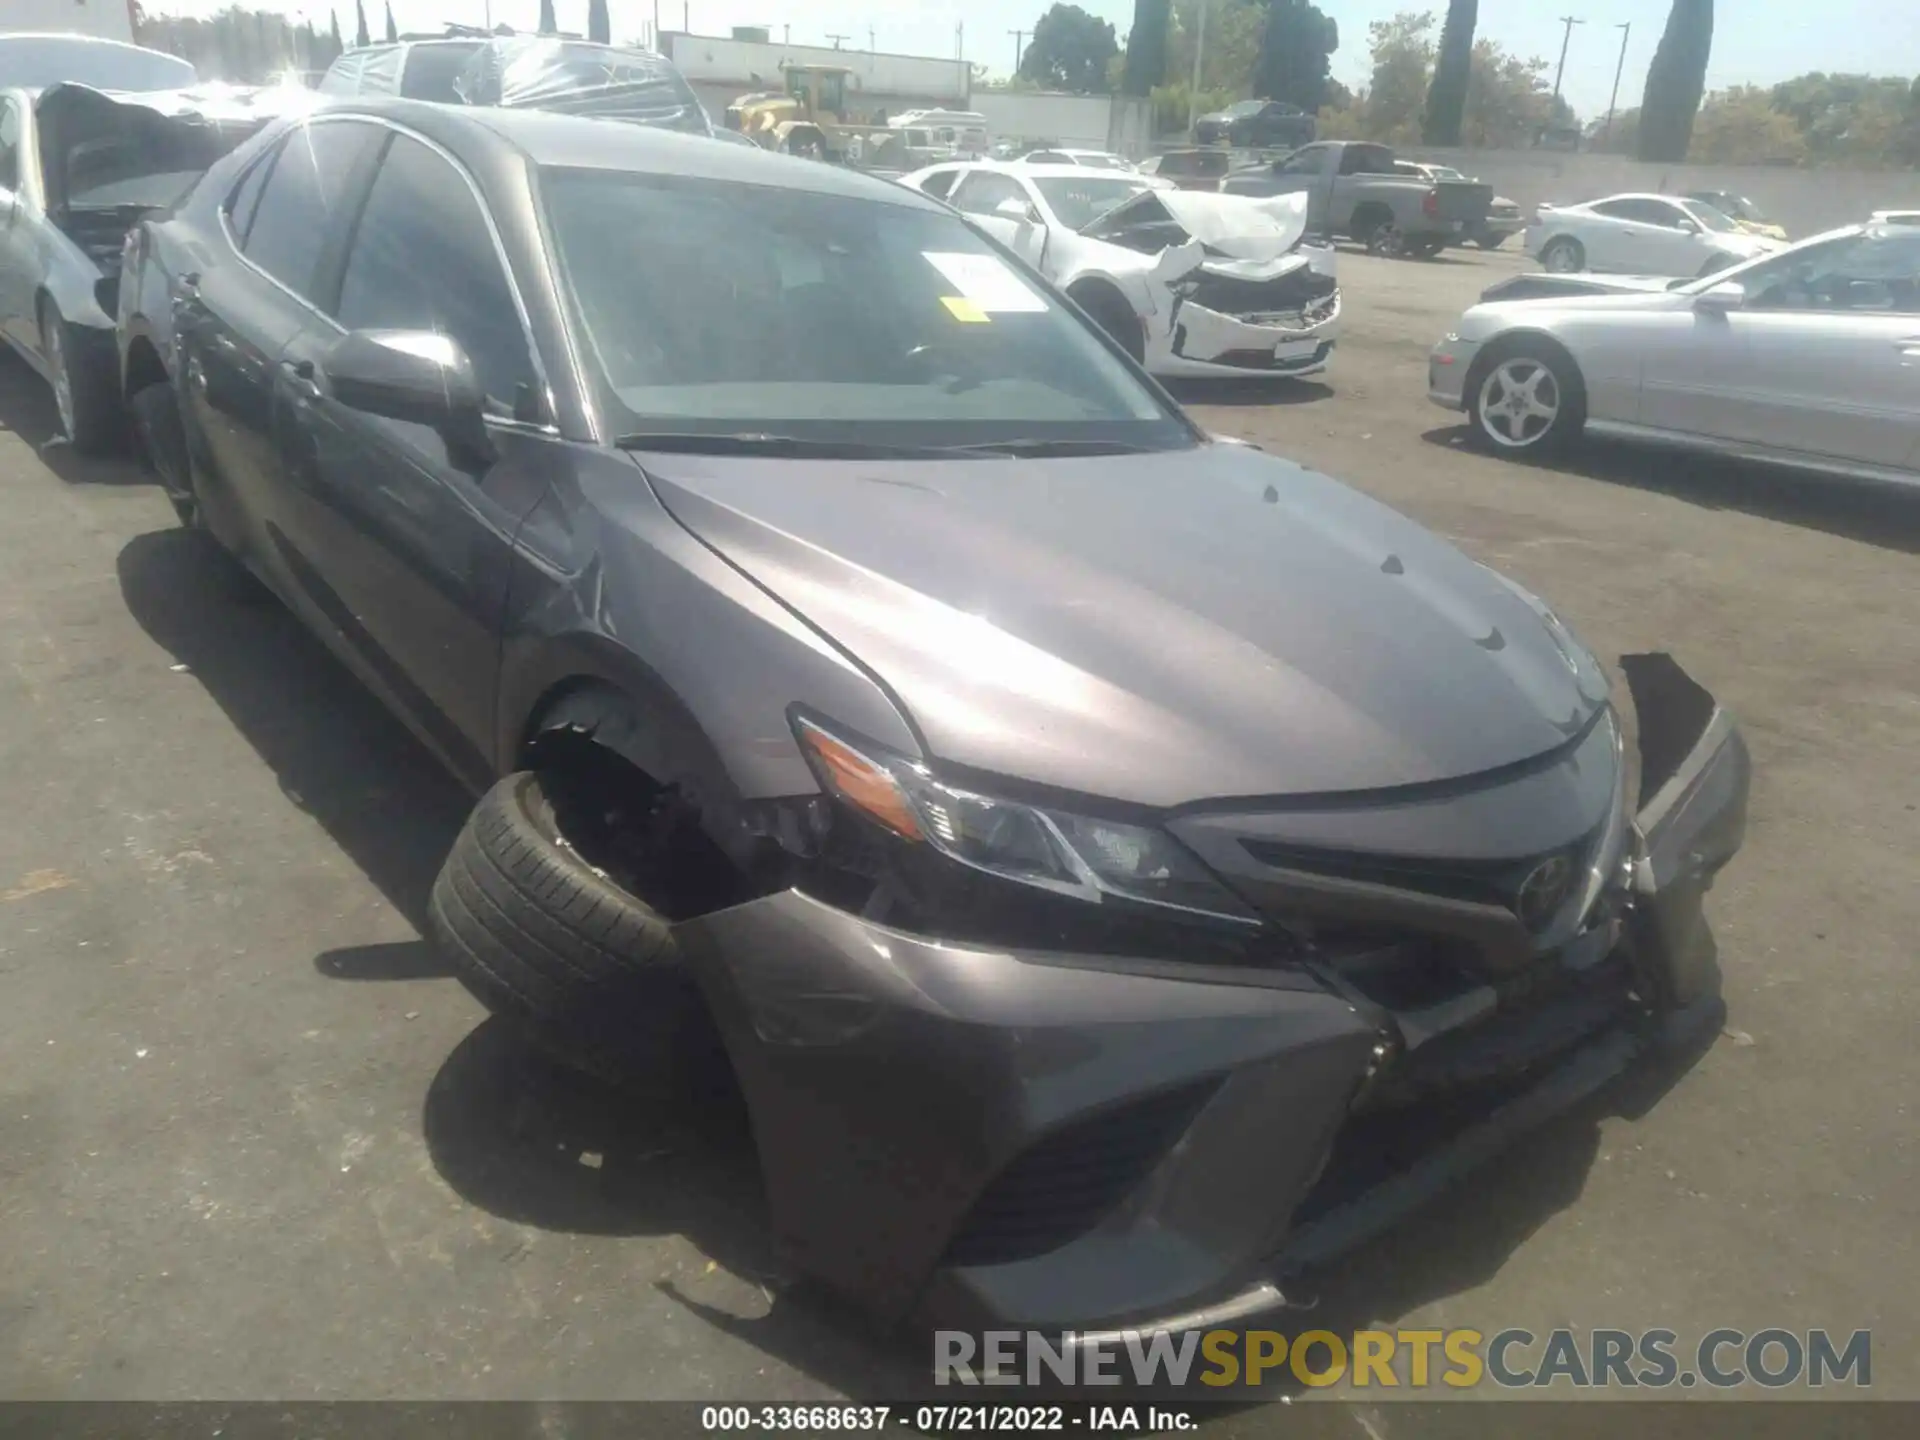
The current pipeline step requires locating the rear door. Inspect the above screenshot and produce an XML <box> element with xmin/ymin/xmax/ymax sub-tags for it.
<box><xmin>174</xmin><ymin>117</ymin><xmax>383</xmax><ymax>563</ymax></box>
<box><xmin>271</xmin><ymin>128</ymin><xmax>555</xmax><ymax>784</ymax></box>
<box><xmin>1580</xmin><ymin>200</ymin><xmax>1652</xmax><ymax>271</ymax></box>
<box><xmin>950</xmin><ymin>169</ymin><xmax>1047</xmax><ymax>269</ymax></box>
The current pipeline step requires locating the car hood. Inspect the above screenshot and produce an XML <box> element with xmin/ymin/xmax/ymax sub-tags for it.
<box><xmin>636</xmin><ymin>445</ymin><xmax>1608</xmax><ymax>807</ymax></box>
<box><xmin>35</xmin><ymin>80</ymin><xmax>315</xmax><ymax>218</ymax></box>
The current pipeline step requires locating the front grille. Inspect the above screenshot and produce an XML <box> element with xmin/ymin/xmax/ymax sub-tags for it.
<box><xmin>1185</xmin><ymin>267</ymin><xmax>1337</xmax><ymax>317</ymax></box>
<box><xmin>1242</xmin><ymin>839</ymin><xmax>1581</xmax><ymax>923</ymax></box>
<box><xmin>943</xmin><ymin>1079</ymin><xmax>1221</xmax><ymax>1267</ymax></box>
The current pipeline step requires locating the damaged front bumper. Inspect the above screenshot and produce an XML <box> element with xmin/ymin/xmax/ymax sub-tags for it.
<box><xmin>672</xmin><ymin>655</ymin><xmax>1748</xmax><ymax>1336</ymax></box>
<box><xmin>1149</xmin><ymin>249</ymin><xmax>1342</xmax><ymax>380</ymax></box>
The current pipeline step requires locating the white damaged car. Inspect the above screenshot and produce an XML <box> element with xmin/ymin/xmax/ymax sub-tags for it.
<box><xmin>900</xmin><ymin>161</ymin><xmax>1341</xmax><ymax>380</ymax></box>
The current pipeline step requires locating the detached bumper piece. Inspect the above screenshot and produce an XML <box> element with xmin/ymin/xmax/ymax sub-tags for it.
<box><xmin>672</xmin><ymin>654</ymin><xmax>1748</xmax><ymax>1338</ymax></box>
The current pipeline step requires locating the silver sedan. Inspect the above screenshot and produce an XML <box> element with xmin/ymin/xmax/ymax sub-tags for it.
<box><xmin>1429</xmin><ymin>219</ymin><xmax>1920</xmax><ymax>484</ymax></box>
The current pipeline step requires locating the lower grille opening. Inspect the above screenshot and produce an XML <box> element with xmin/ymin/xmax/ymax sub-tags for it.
<box><xmin>943</xmin><ymin>1079</ymin><xmax>1222</xmax><ymax>1267</ymax></box>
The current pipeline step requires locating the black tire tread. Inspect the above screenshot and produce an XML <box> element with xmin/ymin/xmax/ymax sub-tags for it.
<box><xmin>429</xmin><ymin>772</ymin><xmax>700</xmax><ymax>1080</ymax></box>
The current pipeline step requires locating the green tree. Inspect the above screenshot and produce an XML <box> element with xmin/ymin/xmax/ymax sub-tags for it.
<box><xmin>1020</xmin><ymin>4</ymin><xmax>1120</xmax><ymax>92</ymax></box>
<box><xmin>1461</xmin><ymin>39</ymin><xmax>1563</xmax><ymax>148</ymax></box>
<box><xmin>538</xmin><ymin>0</ymin><xmax>558</xmax><ymax>35</ymax></box>
<box><xmin>1121</xmin><ymin>0</ymin><xmax>1171</xmax><ymax>97</ymax></box>
<box><xmin>1361</xmin><ymin>11</ymin><xmax>1436</xmax><ymax>144</ymax></box>
<box><xmin>588</xmin><ymin>0</ymin><xmax>611</xmax><ymax>45</ymax></box>
<box><xmin>1421</xmin><ymin>0</ymin><xmax>1476</xmax><ymax>144</ymax></box>
<box><xmin>1770</xmin><ymin>72</ymin><xmax>1916</xmax><ymax>166</ymax></box>
<box><xmin>1637</xmin><ymin>0</ymin><xmax>1713</xmax><ymax>163</ymax></box>
<box><xmin>353</xmin><ymin>0</ymin><xmax>369</xmax><ymax>48</ymax></box>
<box><xmin>1687</xmin><ymin>86</ymin><xmax>1808</xmax><ymax>163</ymax></box>
<box><xmin>383</xmin><ymin>2</ymin><xmax>396</xmax><ymax>43</ymax></box>
<box><xmin>1165</xmin><ymin>0</ymin><xmax>1263</xmax><ymax>98</ymax></box>
<box><xmin>1255</xmin><ymin>0</ymin><xmax>1339</xmax><ymax>113</ymax></box>
<box><xmin>329</xmin><ymin>9</ymin><xmax>342</xmax><ymax>55</ymax></box>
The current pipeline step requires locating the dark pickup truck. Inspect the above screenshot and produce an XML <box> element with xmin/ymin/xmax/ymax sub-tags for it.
<box><xmin>1221</xmin><ymin>140</ymin><xmax>1493</xmax><ymax>257</ymax></box>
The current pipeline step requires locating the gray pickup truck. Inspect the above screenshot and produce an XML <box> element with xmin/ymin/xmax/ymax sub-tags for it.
<box><xmin>1221</xmin><ymin>140</ymin><xmax>1493</xmax><ymax>258</ymax></box>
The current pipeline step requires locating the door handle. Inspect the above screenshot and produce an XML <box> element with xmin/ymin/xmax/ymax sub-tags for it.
<box><xmin>279</xmin><ymin>357</ymin><xmax>321</xmax><ymax>400</ymax></box>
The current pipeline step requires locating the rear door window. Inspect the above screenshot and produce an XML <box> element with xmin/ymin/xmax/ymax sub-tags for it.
<box><xmin>240</xmin><ymin>121</ymin><xmax>383</xmax><ymax>302</ymax></box>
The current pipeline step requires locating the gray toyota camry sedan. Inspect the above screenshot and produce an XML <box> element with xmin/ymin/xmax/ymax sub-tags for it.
<box><xmin>117</xmin><ymin>99</ymin><xmax>1750</xmax><ymax>1339</ymax></box>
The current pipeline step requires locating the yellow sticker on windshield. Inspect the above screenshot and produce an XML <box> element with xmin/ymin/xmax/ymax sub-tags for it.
<box><xmin>941</xmin><ymin>295</ymin><xmax>990</xmax><ymax>323</ymax></box>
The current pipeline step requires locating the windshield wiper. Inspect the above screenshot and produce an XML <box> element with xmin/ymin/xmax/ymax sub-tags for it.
<box><xmin>613</xmin><ymin>431</ymin><xmax>971</xmax><ymax>459</ymax></box>
<box><xmin>951</xmin><ymin>437</ymin><xmax>1162</xmax><ymax>457</ymax></box>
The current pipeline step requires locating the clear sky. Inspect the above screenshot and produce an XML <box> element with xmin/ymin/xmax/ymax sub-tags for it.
<box><xmin>155</xmin><ymin>0</ymin><xmax>1920</xmax><ymax>121</ymax></box>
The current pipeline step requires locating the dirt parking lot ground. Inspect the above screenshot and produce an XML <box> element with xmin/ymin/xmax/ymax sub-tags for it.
<box><xmin>1</xmin><ymin>241</ymin><xmax>1915</xmax><ymax>1412</ymax></box>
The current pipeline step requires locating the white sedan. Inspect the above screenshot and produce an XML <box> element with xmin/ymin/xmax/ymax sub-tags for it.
<box><xmin>900</xmin><ymin>161</ymin><xmax>1341</xmax><ymax>380</ymax></box>
<box><xmin>1525</xmin><ymin>192</ymin><xmax>1785</xmax><ymax>278</ymax></box>
<box><xmin>1429</xmin><ymin>218</ymin><xmax>1920</xmax><ymax>484</ymax></box>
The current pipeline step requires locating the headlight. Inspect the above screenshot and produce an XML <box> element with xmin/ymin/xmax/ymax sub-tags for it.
<box><xmin>792</xmin><ymin>714</ymin><xmax>1260</xmax><ymax>927</ymax></box>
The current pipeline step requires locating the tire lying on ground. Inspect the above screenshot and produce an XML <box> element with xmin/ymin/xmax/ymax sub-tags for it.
<box><xmin>428</xmin><ymin>769</ymin><xmax>729</xmax><ymax>1089</ymax></box>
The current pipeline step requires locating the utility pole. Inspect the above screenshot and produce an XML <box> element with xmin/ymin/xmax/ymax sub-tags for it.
<box><xmin>827</xmin><ymin>33</ymin><xmax>850</xmax><ymax>50</ymax></box>
<box><xmin>1603</xmin><ymin>22</ymin><xmax>1631</xmax><ymax>145</ymax></box>
<box><xmin>1551</xmin><ymin>15</ymin><xmax>1584</xmax><ymax>107</ymax></box>
<box><xmin>1008</xmin><ymin>29</ymin><xmax>1025</xmax><ymax>77</ymax></box>
<box><xmin>1187</xmin><ymin>0</ymin><xmax>1209</xmax><ymax>142</ymax></box>
<box><xmin>868</xmin><ymin>27</ymin><xmax>875</xmax><ymax>52</ymax></box>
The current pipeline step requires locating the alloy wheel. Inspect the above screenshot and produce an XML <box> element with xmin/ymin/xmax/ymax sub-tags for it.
<box><xmin>1476</xmin><ymin>357</ymin><xmax>1562</xmax><ymax>449</ymax></box>
<box><xmin>45</xmin><ymin>321</ymin><xmax>75</xmax><ymax>441</ymax></box>
<box><xmin>1542</xmin><ymin>241</ymin><xmax>1581</xmax><ymax>273</ymax></box>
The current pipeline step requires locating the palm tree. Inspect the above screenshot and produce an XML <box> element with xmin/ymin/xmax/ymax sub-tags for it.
<box><xmin>1638</xmin><ymin>0</ymin><xmax>1714</xmax><ymax>162</ymax></box>
<box><xmin>1422</xmin><ymin>0</ymin><xmax>1477</xmax><ymax>145</ymax></box>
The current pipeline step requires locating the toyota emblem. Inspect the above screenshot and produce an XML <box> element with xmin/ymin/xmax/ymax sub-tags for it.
<box><xmin>1516</xmin><ymin>855</ymin><xmax>1574</xmax><ymax>931</ymax></box>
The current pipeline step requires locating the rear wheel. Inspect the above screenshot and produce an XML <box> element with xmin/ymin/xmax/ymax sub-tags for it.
<box><xmin>1468</xmin><ymin>344</ymin><xmax>1585</xmax><ymax>456</ymax></box>
<box><xmin>130</xmin><ymin>381</ymin><xmax>197</xmax><ymax>528</ymax></box>
<box><xmin>1540</xmin><ymin>237</ymin><xmax>1585</xmax><ymax>273</ymax></box>
<box><xmin>40</xmin><ymin>302</ymin><xmax>121</xmax><ymax>453</ymax></box>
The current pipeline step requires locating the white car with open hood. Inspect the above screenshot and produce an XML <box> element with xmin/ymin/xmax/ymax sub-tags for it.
<box><xmin>1525</xmin><ymin>192</ymin><xmax>1785</xmax><ymax>278</ymax></box>
<box><xmin>900</xmin><ymin>161</ymin><xmax>1340</xmax><ymax>380</ymax></box>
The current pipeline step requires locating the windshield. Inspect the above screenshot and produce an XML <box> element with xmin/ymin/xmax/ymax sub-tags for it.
<box><xmin>0</xmin><ymin>38</ymin><xmax>195</xmax><ymax>92</ymax></box>
<box><xmin>400</xmin><ymin>43</ymin><xmax>484</xmax><ymax>103</ymax></box>
<box><xmin>1074</xmin><ymin>153</ymin><xmax>1129</xmax><ymax>171</ymax></box>
<box><xmin>541</xmin><ymin>169</ymin><xmax>1188</xmax><ymax>450</ymax></box>
<box><xmin>1679</xmin><ymin>199</ymin><xmax>1739</xmax><ymax>233</ymax></box>
<box><xmin>1032</xmin><ymin>175</ymin><xmax>1150</xmax><ymax>228</ymax></box>
<box><xmin>1430</xmin><ymin>166</ymin><xmax>1466</xmax><ymax>180</ymax></box>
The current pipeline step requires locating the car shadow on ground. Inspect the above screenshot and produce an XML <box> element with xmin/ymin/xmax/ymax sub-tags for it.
<box><xmin>1422</xmin><ymin>424</ymin><xmax>1920</xmax><ymax>556</ymax></box>
<box><xmin>114</xmin><ymin>525</ymin><xmax>472</xmax><ymax>946</ymax></box>
<box><xmin>0</xmin><ymin>351</ymin><xmax>145</xmax><ymax>488</ymax></box>
<box><xmin>110</xmin><ymin>512</ymin><xmax>1714</xmax><ymax>1409</ymax></box>
<box><xmin>1165</xmin><ymin>378</ymin><xmax>1334</xmax><ymax>409</ymax></box>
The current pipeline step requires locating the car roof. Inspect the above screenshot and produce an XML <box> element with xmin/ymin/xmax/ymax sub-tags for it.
<box><xmin>993</xmin><ymin>161</ymin><xmax>1143</xmax><ymax>180</ymax></box>
<box><xmin>1594</xmin><ymin>192</ymin><xmax>1688</xmax><ymax>205</ymax></box>
<box><xmin>310</xmin><ymin>97</ymin><xmax>952</xmax><ymax>211</ymax></box>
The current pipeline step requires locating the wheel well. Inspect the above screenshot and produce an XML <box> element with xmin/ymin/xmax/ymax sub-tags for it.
<box><xmin>124</xmin><ymin>335</ymin><xmax>167</xmax><ymax>401</ymax></box>
<box><xmin>1349</xmin><ymin>202</ymin><xmax>1394</xmax><ymax>236</ymax></box>
<box><xmin>517</xmin><ymin>680</ymin><xmax>760</xmax><ymax>921</ymax></box>
<box><xmin>1464</xmin><ymin>330</ymin><xmax>1588</xmax><ymax>415</ymax></box>
<box><xmin>1541</xmin><ymin>233</ymin><xmax>1582</xmax><ymax>254</ymax></box>
<box><xmin>1066</xmin><ymin>278</ymin><xmax>1143</xmax><ymax>355</ymax></box>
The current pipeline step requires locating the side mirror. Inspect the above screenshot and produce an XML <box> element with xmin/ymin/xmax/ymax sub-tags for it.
<box><xmin>1694</xmin><ymin>281</ymin><xmax>1746</xmax><ymax>313</ymax></box>
<box><xmin>995</xmin><ymin>196</ymin><xmax>1038</xmax><ymax>223</ymax></box>
<box><xmin>1676</xmin><ymin>218</ymin><xmax>1700</xmax><ymax>234</ymax></box>
<box><xmin>322</xmin><ymin>329</ymin><xmax>496</xmax><ymax>468</ymax></box>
